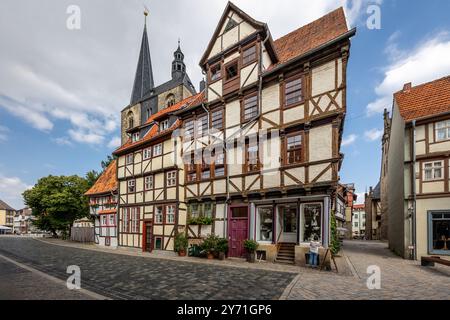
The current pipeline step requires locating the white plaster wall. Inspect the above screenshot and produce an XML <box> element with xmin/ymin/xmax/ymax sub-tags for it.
<box><xmin>309</xmin><ymin>124</ymin><xmax>332</xmax><ymax>162</ymax></box>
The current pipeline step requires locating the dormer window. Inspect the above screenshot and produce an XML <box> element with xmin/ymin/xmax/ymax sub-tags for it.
<box><xmin>160</xmin><ymin>120</ymin><xmax>169</xmax><ymax>132</ymax></box>
<box><xmin>132</xmin><ymin>132</ymin><xmax>140</xmax><ymax>142</ymax></box>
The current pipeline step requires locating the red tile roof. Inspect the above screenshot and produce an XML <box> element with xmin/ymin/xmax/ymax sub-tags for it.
<box><xmin>98</xmin><ymin>209</ymin><xmax>117</xmax><ymax>215</ymax></box>
<box><xmin>85</xmin><ymin>160</ymin><xmax>117</xmax><ymax>196</ymax></box>
<box><xmin>353</xmin><ymin>204</ymin><xmax>365</xmax><ymax>210</ymax></box>
<box><xmin>114</xmin><ymin>92</ymin><xmax>205</xmax><ymax>155</ymax></box>
<box><xmin>272</xmin><ymin>7</ymin><xmax>349</xmax><ymax>68</ymax></box>
<box><xmin>394</xmin><ymin>76</ymin><xmax>450</xmax><ymax>122</ymax></box>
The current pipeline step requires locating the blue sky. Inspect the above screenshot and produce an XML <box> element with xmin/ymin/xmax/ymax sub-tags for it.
<box><xmin>1</xmin><ymin>0</ymin><xmax>450</xmax><ymax>208</ymax></box>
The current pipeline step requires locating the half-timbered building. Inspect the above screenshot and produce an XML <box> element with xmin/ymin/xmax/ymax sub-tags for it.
<box><xmin>384</xmin><ymin>76</ymin><xmax>450</xmax><ymax>260</ymax></box>
<box><xmin>85</xmin><ymin>160</ymin><xmax>118</xmax><ymax>247</ymax></box>
<box><xmin>175</xmin><ymin>3</ymin><xmax>355</xmax><ymax>265</ymax></box>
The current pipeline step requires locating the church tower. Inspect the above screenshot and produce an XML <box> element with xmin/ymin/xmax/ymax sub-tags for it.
<box><xmin>171</xmin><ymin>41</ymin><xmax>186</xmax><ymax>80</ymax></box>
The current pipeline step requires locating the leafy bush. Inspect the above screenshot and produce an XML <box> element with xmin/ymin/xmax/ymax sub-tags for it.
<box><xmin>216</xmin><ymin>238</ymin><xmax>229</xmax><ymax>253</ymax></box>
<box><xmin>188</xmin><ymin>216</ymin><xmax>213</xmax><ymax>226</ymax></box>
<box><xmin>174</xmin><ymin>233</ymin><xmax>188</xmax><ymax>253</ymax></box>
<box><xmin>243</xmin><ymin>239</ymin><xmax>258</xmax><ymax>253</ymax></box>
<box><xmin>200</xmin><ymin>234</ymin><xmax>219</xmax><ymax>254</ymax></box>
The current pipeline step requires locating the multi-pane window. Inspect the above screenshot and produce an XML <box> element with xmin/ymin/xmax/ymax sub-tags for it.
<box><xmin>166</xmin><ymin>205</ymin><xmax>175</xmax><ymax>224</ymax></box>
<box><xmin>246</xmin><ymin>143</ymin><xmax>260</xmax><ymax>172</ymax></box>
<box><xmin>126</xmin><ymin>153</ymin><xmax>134</xmax><ymax>165</ymax></box>
<box><xmin>132</xmin><ymin>132</ymin><xmax>140</xmax><ymax>142</ymax></box>
<box><xmin>160</xmin><ymin>120</ymin><xmax>169</xmax><ymax>132</ymax></box>
<box><xmin>436</xmin><ymin>120</ymin><xmax>450</xmax><ymax>141</ymax></box>
<box><xmin>102</xmin><ymin>215</ymin><xmax>107</xmax><ymax>226</ymax></box>
<box><xmin>155</xmin><ymin>206</ymin><xmax>163</xmax><ymax>224</ymax></box>
<box><xmin>122</xmin><ymin>209</ymin><xmax>129</xmax><ymax>232</ymax></box>
<box><xmin>197</xmin><ymin>115</ymin><xmax>208</xmax><ymax>137</ymax></box>
<box><xmin>109</xmin><ymin>214</ymin><xmax>115</xmax><ymax>226</ymax></box>
<box><xmin>211</xmin><ymin>109</ymin><xmax>223</xmax><ymax>130</ymax></box>
<box><xmin>143</xmin><ymin>147</ymin><xmax>152</xmax><ymax>160</ymax></box>
<box><xmin>285</xmin><ymin>77</ymin><xmax>303</xmax><ymax>107</ymax></box>
<box><xmin>144</xmin><ymin>176</ymin><xmax>153</xmax><ymax>190</ymax></box>
<box><xmin>188</xmin><ymin>203</ymin><xmax>212</xmax><ymax>219</ymax></box>
<box><xmin>210</xmin><ymin>63</ymin><xmax>221</xmax><ymax>82</ymax></box>
<box><xmin>167</xmin><ymin>171</ymin><xmax>177</xmax><ymax>187</ymax></box>
<box><xmin>243</xmin><ymin>94</ymin><xmax>258</xmax><ymax>121</ymax></box>
<box><xmin>131</xmin><ymin>208</ymin><xmax>140</xmax><ymax>233</ymax></box>
<box><xmin>242</xmin><ymin>45</ymin><xmax>257</xmax><ymax>65</ymax></box>
<box><xmin>127</xmin><ymin>180</ymin><xmax>135</xmax><ymax>193</ymax></box>
<box><xmin>215</xmin><ymin>167</ymin><xmax>225</xmax><ymax>177</ymax></box>
<box><xmin>185</xmin><ymin>153</ymin><xmax>197</xmax><ymax>182</ymax></box>
<box><xmin>201</xmin><ymin>159</ymin><xmax>211</xmax><ymax>180</ymax></box>
<box><xmin>286</xmin><ymin>133</ymin><xmax>303</xmax><ymax>164</ymax></box>
<box><xmin>153</xmin><ymin>144</ymin><xmax>162</xmax><ymax>156</ymax></box>
<box><xmin>184</xmin><ymin>120</ymin><xmax>194</xmax><ymax>138</ymax></box>
<box><xmin>204</xmin><ymin>203</ymin><xmax>213</xmax><ymax>218</ymax></box>
<box><xmin>424</xmin><ymin>161</ymin><xmax>444</xmax><ymax>181</ymax></box>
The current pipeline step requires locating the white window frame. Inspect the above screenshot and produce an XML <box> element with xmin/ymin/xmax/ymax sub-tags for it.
<box><xmin>155</xmin><ymin>206</ymin><xmax>163</xmax><ymax>224</ymax></box>
<box><xmin>132</xmin><ymin>132</ymin><xmax>140</xmax><ymax>142</ymax></box>
<box><xmin>127</xmin><ymin>180</ymin><xmax>136</xmax><ymax>193</ymax></box>
<box><xmin>423</xmin><ymin>161</ymin><xmax>444</xmax><ymax>181</ymax></box>
<box><xmin>143</xmin><ymin>147</ymin><xmax>152</xmax><ymax>160</ymax></box>
<box><xmin>166</xmin><ymin>205</ymin><xmax>175</xmax><ymax>224</ymax></box>
<box><xmin>435</xmin><ymin>120</ymin><xmax>450</xmax><ymax>142</ymax></box>
<box><xmin>160</xmin><ymin>120</ymin><xmax>169</xmax><ymax>132</ymax></box>
<box><xmin>144</xmin><ymin>176</ymin><xmax>153</xmax><ymax>190</ymax></box>
<box><xmin>167</xmin><ymin>171</ymin><xmax>177</xmax><ymax>187</ymax></box>
<box><xmin>153</xmin><ymin>144</ymin><xmax>163</xmax><ymax>157</ymax></box>
<box><xmin>109</xmin><ymin>214</ymin><xmax>115</xmax><ymax>226</ymax></box>
<box><xmin>126</xmin><ymin>153</ymin><xmax>134</xmax><ymax>165</ymax></box>
<box><xmin>131</xmin><ymin>208</ymin><xmax>140</xmax><ymax>233</ymax></box>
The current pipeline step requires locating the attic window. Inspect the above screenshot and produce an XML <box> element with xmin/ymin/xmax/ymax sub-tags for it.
<box><xmin>160</xmin><ymin>120</ymin><xmax>169</xmax><ymax>132</ymax></box>
<box><xmin>132</xmin><ymin>132</ymin><xmax>140</xmax><ymax>142</ymax></box>
<box><xmin>224</xmin><ymin>18</ymin><xmax>238</xmax><ymax>33</ymax></box>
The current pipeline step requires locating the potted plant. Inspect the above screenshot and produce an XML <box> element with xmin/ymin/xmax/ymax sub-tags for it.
<box><xmin>200</xmin><ymin>234</ymin><xmax>218</xmax><ymax>259</ymax></box>
<box><xmin>243</xmin><ymin>239</ymin><xmax>259</xmax><ymax>263</ymax></box>
<box><xmin>174</xmin><ymin>233</ymin><xmax>188</xmax><ymax>257</ymax></box>
<box><xmin>216</xmin><ymin>238</ymin><xmax>229</xmax><ymax>260</ymax></box>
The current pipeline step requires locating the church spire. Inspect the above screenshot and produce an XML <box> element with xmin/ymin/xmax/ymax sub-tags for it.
<box><xmin>130</xmin><ymin>11</ymin><xmax>154</xmax><ymax>106</ymax></box>
<box><xmin>172</xmin><ymin>40</ymin><xmax>186</xmax><ymax>79</ymax></box>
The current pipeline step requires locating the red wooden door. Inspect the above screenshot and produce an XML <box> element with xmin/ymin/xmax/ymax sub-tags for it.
<box><xmin>228</xmin><ymin>206</ymin><xmax>249</xmax><ymax>258</ymax></box>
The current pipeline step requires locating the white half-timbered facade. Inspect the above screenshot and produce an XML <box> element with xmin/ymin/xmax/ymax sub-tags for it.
<box><xmin>176</xmin><ymin>3</ymin><xmax>355</xmax><ymax>265</ymax></box>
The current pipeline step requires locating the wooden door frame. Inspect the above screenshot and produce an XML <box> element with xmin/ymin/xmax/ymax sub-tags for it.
<box><xmin>142</xmin><ymin>220</ymin><xmax>153</xmax><ymax>253</ymax></box>
<box><xmin>227</xmin><ymin>204</ymin><xmax>250</xmax><ymax>257</ymax></box>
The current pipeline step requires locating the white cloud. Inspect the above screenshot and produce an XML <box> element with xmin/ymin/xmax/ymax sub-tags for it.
<box><xmin>364</xmin><ymin>128</ymin><xmax>383</xmax><ymax>141</ymax></box>
<box><xmin>68</xmin><ymin>129</ymin><xmax>105</xmax><ymax>145</ymax></box>
<box><xmin>53</xmin><ymin>137</ymin><xmax>73</xmax><ymax>146</ymax></box>
<box><xmin>367</xmin><ymin>32</ymin><xmax>450</xmax><ymax>116</ymax></box>
<box><xmin>0</xmin><ymin>174</ymin><xmax>32</xmax><ymax>209</ymax></box>
<box><xmin>0</xmin><ymin>125</ymin><xmax>8</xmax><ymax>142</ymax></box>
<box><xmin>107</xmin><ymin>136</ymin><xmax>121</xmax><ymax>149</ymax></box>
<box><xmin>342</xmin><ymin>134</ymin><xmax>358</xmax><ymax>147</ymax></box>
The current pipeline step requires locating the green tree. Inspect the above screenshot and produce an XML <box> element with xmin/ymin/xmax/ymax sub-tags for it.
<box><xmin>23</xmin><ymin>175</ymin><xmax>90</xmax><ymax>237</ymax></box>
<box><xmin>85</xmin><ymin>170</ymin><xmax>100</xmax><ymax>188</ymax></box>
<box><xmin>330</xmin><ymin>210</ymin><xmax>341</xmax><ymax>255</ymax></box>
<box><xmin>101</xmin><ymin>155</ymin><xmax>116</xmax><ymax>171</ymax></box>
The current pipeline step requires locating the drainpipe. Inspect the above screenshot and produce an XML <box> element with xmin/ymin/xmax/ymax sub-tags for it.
<box><xmin>258</xmin><ymin>29</ymin><xmax>271</xmax><ymax>117</ymax></box>
<box><xmin>411</xmin><ymin>120</ymin><xmax>417</xmax><ymax>260</ymax></box>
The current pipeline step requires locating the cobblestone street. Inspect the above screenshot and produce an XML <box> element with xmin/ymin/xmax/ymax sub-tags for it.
<box><xmin>0</xmin><ymin>237</ymin><xmax>294</xmax><ymax>300</ymax></box>
<box><xmin>0</xmin><ymin>237</ymin><xmax>449</xmax><ymax>300</ymax></box>
<box><xmin>284</xmin><ymin>240</ymin><xmax>450</xmax><ymax>300</ymax></box>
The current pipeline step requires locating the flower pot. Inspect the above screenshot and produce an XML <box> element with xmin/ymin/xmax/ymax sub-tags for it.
<box><xmin>207</xmin><ymin>253</ymin><xmax>214</xmax><ymax>260</ymax></box>
<box><xmin>247</xmin><ymin>252</ymin><xmax>256</xmax><ymax>263</ymax></box>
<box><xmin>178</xmin><ymin>250</ymin><xmax>186</xmax><ymax>257</ymax></box>
<box><xmin>218</xmin><ymin>252</ymin><xmax>226</xmax><ymax>260</ymax></box>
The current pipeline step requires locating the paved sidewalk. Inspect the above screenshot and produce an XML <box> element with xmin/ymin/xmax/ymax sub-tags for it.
<box><xmin>283</xmin><ymin>240</ymin><xmax>450</xmax><ymax>300</ymax></box>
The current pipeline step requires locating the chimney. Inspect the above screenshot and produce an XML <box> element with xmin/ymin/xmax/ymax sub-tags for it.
<box><xmin>403</xmin><ymin>82</ymin><xmax>412</xmax><ymax>93</ymax></box>
<box><xmin>199</xmin><ymin>79</ymin><xmax>206</xmax><ymax>92</ymax></box>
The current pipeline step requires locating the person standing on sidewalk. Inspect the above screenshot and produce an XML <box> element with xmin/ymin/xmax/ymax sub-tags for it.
<box><xmin>309</xmin><ymin>235</ymin><xmax>320</xmax><ymax>268</ymax></box>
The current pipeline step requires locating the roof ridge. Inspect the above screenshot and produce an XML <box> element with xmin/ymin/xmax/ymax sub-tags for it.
<box><xmin>394</xmin><ymin>75</ymin><xmax>450</xmax><ymax>95</ymax></box>
<box><xmin>274</xmin><ymin>7</ymin><xmax>345</xmax><ymax>43</ymax></box>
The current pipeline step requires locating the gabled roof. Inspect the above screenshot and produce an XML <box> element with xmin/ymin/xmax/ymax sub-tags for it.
<box><xmin>199</xmin><ymin>2</ymin><xmax>274</xmax><ymax>67</ymax></box>
<box><xmin>372</xmin><ymin>182</ymin><xmax>381</xmax><ymax>200</ymax></box>
<box><xmin>271</xmin><ymin>7</ymin><xmax>349</xmax><ymax>69</ymax></box>
<box><xmin>114</xmin><ymin>92</ymin><xmax>205</xmax><ymax>155</ymax></box>
<box><xmin>84</xmin><ymin>160</ymin><xmax>118</xmax><ymax>196</ymax></box>
<box><xmin>394</xmin><ymin>76</ymin><xmax>450</xmax><ymax>122</ymax></box>
<box><xmin>0</xmin><ymin>199</ymin><xmax>15</xmax><ymax>211</ymax></box>
<box><xmin>130</xmin><ymin>24</ymin><xmax>155</xmax><ymax>106</ymax></box>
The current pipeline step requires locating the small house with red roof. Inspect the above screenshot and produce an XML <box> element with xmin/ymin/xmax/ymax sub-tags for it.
<box><xmin>85</xmin><ymin>160</ymin><xmax>118</xmax><ymax>247</ymax></box>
